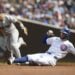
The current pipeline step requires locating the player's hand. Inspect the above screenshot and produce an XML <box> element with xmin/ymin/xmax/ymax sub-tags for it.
<box><xmin>23</xmin><ymin>27</ymin><xmax>28</xmax><ymax>36</ymax></box>
<box><xmin>46</xmin><ymin>30</ymin><xmax>54</xmax><ymax>36</ymax></box>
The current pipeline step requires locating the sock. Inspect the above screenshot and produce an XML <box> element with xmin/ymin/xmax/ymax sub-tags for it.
<box><xmin>14</xmin><ymin>56</ymin><xmax>28</xmax><ymax>63</ymax></box>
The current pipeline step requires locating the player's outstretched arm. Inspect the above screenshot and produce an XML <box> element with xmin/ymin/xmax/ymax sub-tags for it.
<box><xmin>17</xmin><ymin>21</ymin><xmax>28</xmax><ymax>36</ymax></box>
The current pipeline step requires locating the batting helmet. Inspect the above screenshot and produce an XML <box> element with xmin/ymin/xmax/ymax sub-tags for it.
<box><xmin>60</xmin><ymin>26</ymin><xmax>70</xmax><ymax>39</ymax></box>
<box><xmin>61</xmin><ymin>26</ymin><xmax>70</xmax><ymax>35</ymax></box>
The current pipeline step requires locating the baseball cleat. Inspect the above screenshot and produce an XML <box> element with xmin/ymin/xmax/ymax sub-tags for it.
<box><xmin>7</xmin><ymin>57</ymin><xmax>15</xmax><ymax>65</ymax></box>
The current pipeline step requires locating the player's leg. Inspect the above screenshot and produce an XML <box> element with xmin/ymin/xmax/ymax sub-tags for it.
<box><xmin>30</xmin><ymin>53</ymin><xmax>50</xmax><ymax>65</ymax></box>
<box><xmin>11</xmin><ymin>29</ymin><xmax>22</xmax><ymax>58</ymax></box>
<box><xmin>28</xmin><ymin>53</ymin><xmax>57</xmax><ymax>66</ymax></box>
<box><xmin>13</xmin><ymin>53</ymin><xmax>42</xmax><ymax>63</ymax></box>
<box><xmin>7</xmin><ymin>35</ymin><xmax>16</xmax><ymax>64</ymax></box>
<box><xmin>7</xmin><ymin>50</ymin><xmax>15</xmax><ymax>64</ymax></box>
<box><xmin>14</xmin><ymin>55</ymin><xmax>28</xmax><ymax>63</ymax></box>
<box><xmin>11</xmin><ymin>30</ymin><xmax>19</xmax><ymax>43</ymax></box>
<box><xmin>38</xmin><ymin>54</ymin><xmax>57</xmax><ymax>66</ymax></box>
<box><xmin>8</xmin><ymin>31</ymin><xmax>21</xmax><ymax>64</ymax></box>
<box><xmin>13</xmin><ymin>46</ymin><xmax>21</xmax><ymax>58</ymax></box>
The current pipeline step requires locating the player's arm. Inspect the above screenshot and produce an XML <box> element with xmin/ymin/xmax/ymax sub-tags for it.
<box><xmin>17</xmin><ymin>21</ymin><xmax>28</xmax><ymax>36</ymax></box>
<box><xmin>42</xmin><ymin>30</ymin><xmax>54</xmax><ymax>44</ymax></box>
<box><xmin>46</xmin><ymin>37</ymin><xmax>53</xmax><ymax>45</ymax></box>
<box><xmin>70</xmin><ymin>48</ymin><xmax>75</xmax><ymax>55</ymax></box>
<box><xmin>5</xmin><ymin>15</ymin><xmax>28</xmax><ymax>36</ymax></box>
<box><xmin>68</xmin><ymin>43</ymin><xmax>75</xmax><ymax>55</ymax></box>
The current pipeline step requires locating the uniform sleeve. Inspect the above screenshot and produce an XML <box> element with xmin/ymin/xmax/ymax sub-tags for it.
<box><xmin>46</xmin><ymin>37</ymin><xmax>53</xmax><ymax>45</ymax></box>
<box><xmin>68</xmin><ymin>43</ymin><xmax>75</xmax><ymax>55</ymax></box>
<box><xmin>18</xmin><ymin>21</ymin><xmax>28</xmax><ymax>36</ymax></box>
<box><xmin>42</xmin><ymin>34</ymin><xmax>49</xmax><ymax>44</ymax></box>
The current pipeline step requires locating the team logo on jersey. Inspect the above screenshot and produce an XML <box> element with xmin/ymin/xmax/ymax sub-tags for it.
<box><xmin>60</xmin><ymin>44</ymin><xmax>67</xmax><ymax>51</ymax></box>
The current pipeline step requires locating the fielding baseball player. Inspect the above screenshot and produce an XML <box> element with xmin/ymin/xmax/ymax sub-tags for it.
<box><xmin>13</xmin><ymin>27</ymin><xmax>75</xmax><ymax>66</ymax></box>
<box><xmin>0</xmin><ymin>14</ymin><xmax>28</xmax><ymax>64</ymax></box>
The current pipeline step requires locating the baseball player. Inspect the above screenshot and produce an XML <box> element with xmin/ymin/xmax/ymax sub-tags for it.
<box><xmin>14</xmin><ymin>27</ymin><xmax>75</xmax><ymax>66</ymax></box>
<box><xmin>0</xmin><ymin>14</ymin><xmax>28</xmax><ymax>64</ymax></box>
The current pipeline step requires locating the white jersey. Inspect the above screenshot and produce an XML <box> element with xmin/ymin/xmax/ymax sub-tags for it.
<box><xmin>46</xmin><ymin>37</ymin><xmax>75</xmax><ymax>59</ymax></box>
<box><xmin>26</xmin><ymin>36</ymin><xmax>75</xmax><ymax>66</ymax></box>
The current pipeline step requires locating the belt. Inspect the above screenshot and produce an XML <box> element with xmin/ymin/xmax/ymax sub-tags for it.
<box><xmin>47</xmin><ymin>52</ymin><xmax>58</xmax><ymax>60</ymax></box>
<box><xmin>54</xmin><ymin>56</ymin><xmax>58</xmax><ymax>60</ymax></box>
<box><xmin>47</xmin><ymin>52</ymin><xmax>51</xmax><ymax>55</ymax></box>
